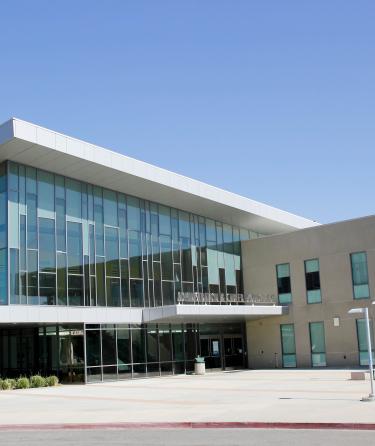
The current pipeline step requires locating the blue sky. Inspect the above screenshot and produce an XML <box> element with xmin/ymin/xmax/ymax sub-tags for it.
<box><xmin>1</xmin><ymin>1</ymin><xmax>374</xmax><ymax>224</ymax></box>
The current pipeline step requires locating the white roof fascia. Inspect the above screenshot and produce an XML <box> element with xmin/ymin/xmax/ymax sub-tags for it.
<box><xmin>0</xmin><ymin>118</ymin><xmax>319</xmax><ymax>234</ymax></box>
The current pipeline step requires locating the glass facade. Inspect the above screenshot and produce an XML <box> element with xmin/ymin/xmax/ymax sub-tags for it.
<box><xmin>0</xmin><ymin>324</ymin><xmax>84</xmax><ymax>382</ymax></box>
<box><xmin>309</xmin><ymin>321</ymin><xmax>326</xmax><ymax>366</ymax></box>
<box><xmin>305</xmin><ymin>259</ymin><xmax>321</xmax><ymax>304</ymax></box>
<box><xmin>2</xmin><ymin>161</ymin><xmax>260</xmax><ymax>307</ymax></box>
<box><xmin>85</xmin><ymin>322</ymin><xmax>245</xmax><ymax>382</ymax></box>
<box><xmin>280</xmin><ymin>323</ymin><xmax>296</xmax><ymax>367</ymax></box>
<box><xmin>0</xmin><ymin>163</ymin><xmax>7</xmax><ymax>305</ymax></box>
<box><xmin>350</xmin><ymin>252</ymin><xmax>370</xmax><ymax>299</ymax></box>
<box><xmin>85</xmin><ymin>323</ymin><xmax>201</xmax><ymax>382</ymax></box>
<box><xmin>276</xmin><ymin>263</ymin><xmax>292</xmax><ymax>304</ymax></box>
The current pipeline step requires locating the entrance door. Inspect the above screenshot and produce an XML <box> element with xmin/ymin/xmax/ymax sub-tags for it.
<box><xmin>223</xmin><ymin>336</ymin><xmax>244</xmax><ymax>369</ymax></box>
<box><xmin>200</xmin><ymin>336</ymin><xmax>222</xmax><ymax>369</ymax></box>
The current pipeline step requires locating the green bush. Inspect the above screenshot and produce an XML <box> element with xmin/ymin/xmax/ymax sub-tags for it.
<box><xmin>0</xmin><ymin>379</ymin><xmax>12</xmax><ymax>390</ymax></box>
<box><xmin>45</xmin><ymin>375</ymin><xmax>59</xmax><ymax>387</ymax></box>
<box><xmin>30</xmin><ymin>375</ymin><xmax>47</xmax><ymax>388</ymax></box>
<box><xmin>1</xmin><ymin>378</ymin><xmax>16</xmax><ymax>389</ymax></box>
<box><xmin>16</xmin><ymin>377</ymin><xmax>30</xmax><ymax>389</ymax></box>
<box><xmin>0</xmin><ymin>375</ymin><xmax>59</xmax><ymax>390</ymax></box>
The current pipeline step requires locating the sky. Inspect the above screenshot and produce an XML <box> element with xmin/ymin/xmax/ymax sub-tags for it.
<box><xmin>0</xmin><ymin>1</ymin><xmax>374</xmax><ymax>224</ymax></box>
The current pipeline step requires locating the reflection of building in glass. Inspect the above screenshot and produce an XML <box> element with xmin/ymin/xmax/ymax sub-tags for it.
<box><xmin>1</xmin><ymin>118</ymin><xmax>373</xmax><ymax>382</ymax></box>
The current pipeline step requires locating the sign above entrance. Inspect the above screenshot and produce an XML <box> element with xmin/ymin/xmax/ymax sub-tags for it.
<box><xmin>177</xmin><ymin>292</ymin><xmax>277</xmax><ymax>306</ymax></box>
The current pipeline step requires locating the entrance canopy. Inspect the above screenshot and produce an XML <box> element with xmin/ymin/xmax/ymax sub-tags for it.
<box><xmin>143</xmin><ymin>304</ymin><xmax>288</xmax><ymax>323</ymax></box>
<box><xmin>0</xmin><ymin>304</ymin><xmax>287</xmax><ymax>325</ymax></box>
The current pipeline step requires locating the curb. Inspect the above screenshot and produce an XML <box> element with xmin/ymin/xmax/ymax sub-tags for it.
<box><xmin>0</xmin><ymin>422</ymin><xmax>375</xmax><ymax>431</ymax></box>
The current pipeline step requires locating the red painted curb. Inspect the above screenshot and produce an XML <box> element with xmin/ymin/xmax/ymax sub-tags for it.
<box><xmin>0</xmin><ymin>422</ymin><xmax>374</xmax><ymax>431</ymax></box>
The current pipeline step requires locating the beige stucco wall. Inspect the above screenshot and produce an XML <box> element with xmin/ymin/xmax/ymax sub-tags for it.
<box><xmin>242</xmin><ymin>215</ymin><xmax>375</xmax><ymax>369</ymax></box>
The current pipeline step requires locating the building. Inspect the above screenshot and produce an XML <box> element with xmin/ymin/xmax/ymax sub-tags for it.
<box><xmin>243</xmin><ymin>215</ymin><xmax>375</xmax><ymax>369</ymax></box>
<box><xmin>0</xmin><ymin>118</ymin><xmax>372</xmax><ymax>383</ymax></box>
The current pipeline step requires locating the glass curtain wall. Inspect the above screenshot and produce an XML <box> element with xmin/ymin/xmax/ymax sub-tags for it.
<box><xmin>85</xmin><ymin>323</ymin><xmax>199</xmax><ymax>382</ymax></box>
<box><xmin>0</xmin><ymin>162</ymin><xmax>7</xmax><ymax>304</ymax></box>
<box><xmin>6</xmin><ymin>161</ymin><xmax>261</xmax><ymax>307</ymax></box>
<box><xmin>0</xmin><ymin>324</ymin><xmax>84</xmax><ymax>382</ymax></box>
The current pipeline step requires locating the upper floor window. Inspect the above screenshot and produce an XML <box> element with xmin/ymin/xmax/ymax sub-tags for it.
<box><xmin>276</xmin><ymin>263</ymin><xmax>292</xmax><ymax>304</ymax></box>
<box><xmin>350</xmin><ymin>252</ymin><xmax>370</xmax><ymax>299</ymax></box>
<box><xmin>305</xmin><ymin>259</ymin><xmax>321</xmax><ymax>304</ymax></box>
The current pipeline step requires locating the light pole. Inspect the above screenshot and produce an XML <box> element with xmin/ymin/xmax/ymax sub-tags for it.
<box><xmin>348</xmin><ymin>307</ymin><xmax>374</xmax><ymax>402</ymax></box>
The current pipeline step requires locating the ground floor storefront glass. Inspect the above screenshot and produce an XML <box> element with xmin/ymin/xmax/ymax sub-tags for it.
<box><xmin>0</xmin><ymin>322</ymin><xmax>245</xmax><ymax>383</ymax></box>
<box><xmin>0</xmin><ymin>324</ymin><xmax>85</xmax><ymax>382</ymax></box>
<box><xmin>85</xmin><ymin>322</ymin><xmax>246</xmax><ymax>382</ymax></box>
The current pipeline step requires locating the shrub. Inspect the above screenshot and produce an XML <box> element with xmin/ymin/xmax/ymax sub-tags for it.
<box><xmin>0</xmin><ymin>379</ymin><xmax>12</xmax><ymax>390</ymax></box>
<box><xmin>16</xmin><ymin>377</ymin><xmax>30</xmax><ymax>389</ymax></box>
<box><xmin>0</xmin><ymin>379</ymin><xmax>13</xmax><ymax>390</ymax></box>
<box><xmin>8</xmin><ymin>379</ymin><xmax>16</xmax><ymax>389</ymax></box>
<box><xmin>45</xmin><ymin>375</ymin><xmax>59</xmax><ymax>387</ymax></box>
<box><xmin>30</xmin><ymin>375</ymin><xmax>47</xmax><ymax>388</ymax></box>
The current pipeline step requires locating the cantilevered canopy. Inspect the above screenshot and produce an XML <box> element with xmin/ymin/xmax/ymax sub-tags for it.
<box><xmin>0</xmin><ymin>118</ymin><xmax>319</xmax><ymax>234</ymax></box>
<box><xmin>0</xmin><ymin>304</ymin><xmax>288</xmax><ymax>324</ymax></box>
<box><xmin>143</xmin><ymin>304</ymin><xmax>288</xmax><ymax>323</ymax></box>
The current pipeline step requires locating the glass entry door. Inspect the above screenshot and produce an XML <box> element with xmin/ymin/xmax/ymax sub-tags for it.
<box><xmin>200</xmin><ymin>336</ymin><xmax>222</xmax><ymax>369</ymax></box>
<box><xmin>223</xmin><ymin>336</ymin><xmax>244</xmax><ymax>369</ymax></box>
<box><xmin>199</xmin><ymin>326</ymin><xmax>246</xmax><ymax>371</ymax></box>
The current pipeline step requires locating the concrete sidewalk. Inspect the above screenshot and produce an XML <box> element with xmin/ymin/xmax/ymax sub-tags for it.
<box><xmin>0</xmin><ymin>370</ymin><xmax>375</xmax><ymax>427</ymax></box>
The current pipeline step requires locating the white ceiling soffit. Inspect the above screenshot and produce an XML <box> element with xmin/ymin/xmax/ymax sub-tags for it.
<box><xmin>0</xmin><ymin>118</ymin><xmax>319</xmax><ymax>234</ymax></box>
<box><xmin>143</xmin><ymin>304</ymin><xmax>288</xmax><ymax>323</ymax></box>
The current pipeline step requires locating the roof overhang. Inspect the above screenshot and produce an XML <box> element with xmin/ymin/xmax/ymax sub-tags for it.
<box><xmin>143</xmin><ymin>304</ymin><xmax>288</xmax><ymax>323</ymax></box>
<box><xmin>0</xmin><ymin>118</ymin><xmax>319</xmax><ymax>234</ymax></box>
<box><xmin>0</xmin><ymin>304</ymin><xmax>287</xmax><ymax>324</ymax></box>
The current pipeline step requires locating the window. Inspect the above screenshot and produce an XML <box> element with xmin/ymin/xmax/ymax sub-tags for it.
<box><xmin>103</xmin><ymin>189</ymin><xmax>118</xmax><ymax>227</ymax></box>
<box><xmin>105</xmin><ymin>227</ymin><xmax>120</xmax><ymax>278</ymax></box>
<box><xmin>309</xmin><ymin>322</ymin><xmax>326</xmax><ymax>366</ymax></box>
<box><xmin>66</xmin><ymin>178</ymin><xmax>82</xmax><ymax>219</ymax></box>
<box><xmin>351</xmin><ymin>252</ymin><xmax>370</xmax><ymax>299</ymax></box>
<box><xmin>159</xmin><ymin>205</ymin><xmax>171</xmax><ymax>236</ymax></box>
<box><xmin>39</xmin><ymin>218</ymin><xmax>56</xmax><ymax>273</ymax></box>
<box><xmin>67</xmin><ymin>222</ymin><xmax>83</xmax><ymax>306</ymax></box>
<box><xmin>305</xmin><ymin>259</ymin><xmax>321</xmax><ymax>303</ymax></box>
<box><xmin>26</xmin><ymin>167</ymin><xmax>38</xmax><ymax>249</ymax></box>
<box><xmin>280</xmin><ymin>324</ymin><xmax>296</xmax><ymax>367</ymax></box>
<box><xmin>127</xmin><ymin>196</ymin><xmax>141</xmax><ymax>231</ymax></box>
<box><xmin>356</xmin><ymin>319</ymin><xmax>375</xmax><ymax>366</ymax></box>
<box><xmin>57</xmin><ymin>253</ymin><xmax>67</xmax><ymax>305</ymax></box>
<box><xmin>117</xmin><ymin>328</ymin><xmax>131</xmax><ymax>365</ymax></box>
<box><xmin>129</xmin><ymin>231</ymin><xmax>142</xmax><ymax>278</ymax></box>
<box><xmin>39</xmin><ymin>273</ymin><xmax>56</xmax><ymax>305</ymax></box>
<box><xmin>276</xmin><ymin>263</ymin><xmax>292</xmax><ymax>304</ymax></box>
<box><xmin>38</xmin><ymin>170</ymin><xmax>54</xmax><ymax>213</ymax></box>
<box><xmin>67</xmin><ymin>222</ymin><xmax>83</xmax><ymax>275</ymax></box>
<box><xmin>0</xmin><ymin>248</ymin><xmax>7</xmax><ymax>305</ymax></box>
<box><xmin>55</xmin><ymin>176</ymin><xmax>66</xmax><ymax>252</ymax></box>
